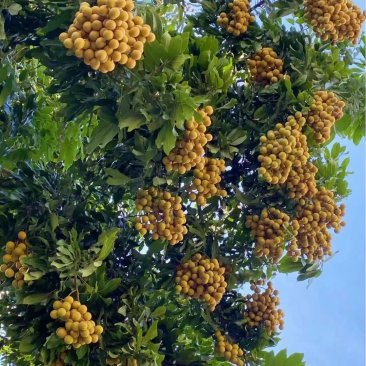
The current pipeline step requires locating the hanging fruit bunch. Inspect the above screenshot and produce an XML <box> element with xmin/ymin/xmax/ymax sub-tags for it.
<box><xmin>304</xmin><ymin>0</ymin><xmax>366</xmax><ymax>44</ymax></box>
<box><xmin>188</xmin><ymin>158</ymin><xmax>227</xmax><ymax>206</ymax></box>
<box><xmin>50</xmin><ymin>296</ymin><xmax>104</xmax><ymax>349</ymax></box>
<box><xmin>257</xmin><ymin>112</ymin><xmax>308</xmax><ymax>184</ymax></box>
<box><xmin>248</xmin><ymin>48</ymin><xmax>290</xmax><ymax>86</ymax></box>
<box><xmin>244</xmin><ymin>280</ymin><xmax>284</xmax><ymax>336</ymax></box>
<box><xmin>217</xmin><ymin>0</ymin><xmax>255</xmax><ymax>36</ymax></box>
<box><xmin>214</xmin><ymin>331</ymin><xmax>245</xmax><ymax>366</ymax></box>
<box><xmin>0</xmin><ymin>231</ymin><xmax>30</xmax><ymax>288</ymax></box>
<box><xmin>135</xmin><ymin>188</ymin><xmax>188</xmax><ymax>245</ymax></box>
<box><xmin>175</xmin><ymin>254</ymin><xmax>227</xmax><ymax>311</ymax></box>
<box><xmin>58</xmin><ymin>0</ymin><xmax>155</xmax><ymax>72</ymax></box>
<box><xmin>163</xmin><ymin>107</ymin><xmax>214</xmax><ymax>174</ymax></box>
<box><xmin>282</xmin><ymin>161</ymin><xmax>318</xmax><ymax>201</ymax></box>
<box><xmin>306</xmin><ymin>91</ymin><xmax>345</xmax><ymax>144</ymax></box>
<box><xmin>245</xmin><ymin>208</ymin><xmax>290</xmax><ymax>263</ymax></box>
<box><xmin>286</xmin><ymin>187</ymin><xmax>346</xmax><ymax>262</ymax></box>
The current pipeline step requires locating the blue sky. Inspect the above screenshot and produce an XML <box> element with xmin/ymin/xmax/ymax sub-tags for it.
<box><xmin>273</xmin><ymin>138</ymin><xmax>365</xmax><ymax>365</ymax></box>
<box><xmin>272</xmin><ymin>2</ymin><xmax>365</xmax><ymax>364</ymax></box>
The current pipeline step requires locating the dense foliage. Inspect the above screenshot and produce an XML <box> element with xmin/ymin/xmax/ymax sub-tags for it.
<box><xmin>0</xmin><ymin>0</ymin><xmax>364</xmax><ymax>366</ymax></box>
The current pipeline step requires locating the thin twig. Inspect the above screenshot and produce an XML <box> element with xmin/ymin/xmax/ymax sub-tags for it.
<box><xmin>251</xmin><ymin>0</ymin><xmax>267</xmax><ymax>10</ymax></box>
<box><xmin>74</xmin><ymin>275</ymin><xmax>80</xmax><ymax>302</ymax></box>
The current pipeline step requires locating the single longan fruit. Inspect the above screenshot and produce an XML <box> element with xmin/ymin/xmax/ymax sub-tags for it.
<box><xmin>104</xmin><ymin>60</ymin><xmax>115</xmax><ymax>72</ymax></box>
<box><xmin>74</xmin><ymin>38</ymin><xmax>85</xmax><ymax>50</ymax></box>
<box><xmin>92</xmin><ymin>20</ymin><xmax>103</xmax><ymax>30</ymax></box>
<box><xmin>71</xmin><ymin>311</ymin><xmax>82</xmax><ymax>321</ymax></box>
<box><xmin>64</xmin><ymin>335</ymin><xmax>74</xmax><ymax>345</ymax></box>
<box><xmin>98</xmin><ymin>5</ymin><xmax>108</xmax><ymax>16</ymax></box>
<box><xmin>94</xmin><ymin>325</ymin><xmax>104</xmax><ymax>335</ymax></box>
<box><xmin>96</xmin><ymin>37</ymin><xmax>106</xmax><ymax>49</ymax></box>
<box><xmin>124</xmin><ymin>1</ymin><xmax>134</xmax><ymax>11</ymax></box>
<box><xmin>63</xmin><ymin>38</ymin><xmax>74</xmax><ymax>49</ymax></box>
<box><xmin>56</xmin><ymin>328</ymin><xmax>67</xmax><ymax>339</ymax></box>
<box><xmin>109</xmin><ymin>39</ymin><xmax>119</xmax><ymax>49</ymax></box>
<box><xmin>112</xmin><ymin>51</ymin><xmax>122</xmax><ymax>61</ymax></box>
<box><xmin>119</xmin><ymin>54</ymin><xmax>128</xmax><ymax>64</ymax></box>
<box><xmin>109</xmin><ymin>7</ymin><xmax>120</xmax><ymax>19</ymax></box>
<box><xmin>83</xmin><ymin>312</ymin><xmax>92</xmax><ymax>321</ymax></box>
<box><xmin>96</xmin><ymin>49</ymin><xmax>108</xmax><ymax>61</ymax></box>
<box><xmin>62</xmin><ymin>302</ymin><xmax>72</xmax><ymax>311</ymax></box>
<box><xmin>131</xmin><ymin>50</ymin><xmax>142</xmax><ymax>60</ymax></box>
<box><xmin>91</xmin><ymin>334</ymin><xmax>99</xmax><ymax>343</ymax></box>
<box><xmin>125</xmin><ymin>58</ymin><xmax>136</xmax><ymax>69</ymax></box>
<box><xmin>89</xmin><ymin>30</ymin><xmax>100</xmax><ymax>41</ymax></box>
<box><xmin>0</xmin><ymin>264</ymin><xmax>8</xmax><ymax>272</ymax></box>
<box><xmin>105</xmin><ymin>19</ymin><xmax>116</xmax><ymax>30</ymax></box>
<box><xmin>57</xmin><ymin>308</ymin><xmax>67</xmax><ymax>317</ymax></box>
<box><xmin>13</xmin><ymin>247</ymin><xmax>23</xmax><ymax>256</ymax></box>
<box><xmin>5</xmin><ymin>268</ymin><xmax>15</xmax><ymax>278</ymax></box>
<box><xmin>118</xmin><ymin>42</ymin><xmax>128</xmax><ymax>53</ymax></box>
<box><xmin>114</xmin><ymin>29</ymin><xmax>124</xmax><ymax>40</ymax></box>
<box><xmin>140</xmin><ymin>27</ymin><xmax>150</xmax><ymax>37</ymax></box>
<box><xmin>72</xmin><ymin>300</ymin><xmax>81</xmax><ymax>309</ymax></box>
<box><xmin>59</xmin><ymin>32</ymin><xmax>69</xmax><ymax>42</ymax></box>
<box><xmin>103</xmin><ymin>30</ymin><xmax>114</xmax><ymax>40</ymax></box>
<box><xmin>146</xmin><ymin>33</ymin><xmax>156</xmax><ymax>42</ymax></box>
<box><xmin>129</xmin><ymin>27</ymin><xmax>140</xmax><ymax>37</ymax></box>
<box><xmin>84</xmin><ymin>49</ymin><xmax>95</xmax><ymax>60</ymax></box>
<box><xmin>106</xmin><ymin>0</ymin><xmax>115</xmax><ymax>6</ymax></box>
<box><xmin>50</xmin><ymin>310</ymin><xmax>59</xmax><ymax>319</ymax></box>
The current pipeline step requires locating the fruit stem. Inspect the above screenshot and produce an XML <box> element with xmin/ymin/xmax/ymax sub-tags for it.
<box><xmin>74</xmin><ymin>275</ymin><xmax>80</xmax><ymax>302</ymax></box>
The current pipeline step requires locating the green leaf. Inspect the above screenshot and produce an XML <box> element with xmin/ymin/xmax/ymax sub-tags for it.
<box><xmin>352</xmin><ymin>125</ymin><xmax>364</xmax><ymax>145</ymax></box>
<box><xmin>38</xmin><ymin>9</ymin><xmax>74</xmax><ymax>36</ymax></box>
<box><xmin>105</xmin><ymin>168</ymin><xmax>131</xmax><ymax>186</ymax></box>
<box><xmin>118</xmin><ymin>112</ymin><xmax>147</xmax><ymax>131</ymax></box>
<box><xmin>0</xmin><ymin>74</ymin><xmax>17</xmax><ymax>106</ymax></box>
<box><xmin>155</xmin><ymin>122</ymin><xmax>177</xmax><ymax>155</ymax></box>
<box><xmin>143</xmin><ymin>41</ymin><xmax>168</xmax><ymax>72</ymax></box>
<box><xmin>152</xmin><ymin>176</ymin><xmax>167</xmax><ymax>186</ymax></box>
<box><xmin>8</xmin><ymin>3</ymin><xmax>22</xmax><ymax>15</ymax></box>
<box><xmin>297</xmin><ymin>269</ymin><xmax>322</xmax><ymax>281</ymax></box>
<box><xmin>76</xmin><ymin>345</ymin><xmax>88</xmax><ymax>359</ymax></box>
<box><xmin>97</xmin><ymin>227</ymin><xmax>121</xmax><ymax>260</ymax></box>
<box><xmin>98</xmin><ymin>278</ymin><xmax>122</xmax><ymax>296</ymax></box>
<box><xmin>22</xmin><ymin>293</ymin><xmax>49</xmax><ymax>305</ymax></box>
<box><xmin>217</xmin><ymin>98</ymin><xmax>237</xmax><ymax>110</ymax></box>
<box><xmin>283</xmin><ymin>352</ymin><xmax>305</xmax><ymax>365</ymax></box>
<box><xmin>50</xmin><ymin>213</ymin><xmax>59</xmax><ymax>231</ymax></box>
<box><xmin>171</xmin><ymin>55</ymin><xmax>191</xmax><ymax>70</ymax></box>
<box><xmin>151</xmin><ymin>306</ymin><xmax>166</xmax><ymax>318</ymax></box>
<box><xmin>277</xmin><ymin>256</ymin><xmax>304</xmax><ymax>274</ymax></box>
<box><xmin>142</xmin><ymin>320</ymin><xmax>158</xmax><ymax>344</ymax></box>
<box><xmin>0</xmin><ymin>14</ymin><xmax>5</xmax><ymax>40</ymax></box>
<box><xmin>86</xmin><ymin>118</ymin><xmax>119</xmax><ymax>154</ymax></box>
<box><xmin>19</xmin><ymin>336</ymin><xmax>40</xmax><ymax>353</ymax></box>
<box><xmin>274</xmin><ymin>349</ymin><xmax>287</xmax><ymax>366</ymax></box>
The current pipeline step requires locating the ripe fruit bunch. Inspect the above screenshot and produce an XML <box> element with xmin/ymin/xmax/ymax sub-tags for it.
<box><xmin>134</xmin><ymin>188</ymin><xmax>188</xmax><ymax>245</ymax></box>
<box><xmin>214</xmin><ymin>331</ymin><xmax>245</xmax><ymax>366</ymax></box>
<box><xmin>175</xmin><ymin>254</ymin><xmax>227</xmax><ymax>311</ymax></box>
<box><xmin>50</xmin><ymin>296</ymin><xmax>103</xmax><ymax>349</ymax></box>
<box><xmin>1</xmin><ymin>231</ymin><xmax>29</xmax><ymax>289</ymax></box>
<box><xmin>304</xmin><ymin>0</ymin><xmax>366</xmax><ymax>44</ymax></box>
<box><xmin>58</xmin><ymin>0</ymin><xmax>155</xmax><ymax>73</ymax></box>
<box><xmin>245</xmin><ymin>208</ymin><xmax>290</xmax><ymax>263</ymax></box>
<box><xmin>283</xmin><ymin>161</ymin><xmax>318</xmax><ymax>200</ymax></box>
<box><xmin>306</xmin><ymin>91</ymin><xmax>345</xmax><ymax>144</ymax></box>
<box><xmin>244</xmin><ymin>280</ymin><xmax>284</xmax><ymax>336</ymax></box>
<box><xmin>248</xmin><ymin>48</ymin><xmax>290</xmax><ymax>86</ymax></box>
<box><xmin>217</xmin><ymin>0</ymin><xmax>255</xmax><ymax>36</ymax></box>
<box><xmin>286</xmin><ymin>187</ymin><xmax>346</xmax><ymax>261</ymax></box>
<box><xmin>257</xmin><ymin>113</ymin><xmax>309</xmax><ymax>184</ymax></box>
<box><xmin>163</xmin><ymin>106</ymin><xmax>214</xmax><ymax>174</ymax></box>
<box><xmin>188</xmin><ymin>158</ymin><xmax>227</xmax><ymax>206</ymax></box>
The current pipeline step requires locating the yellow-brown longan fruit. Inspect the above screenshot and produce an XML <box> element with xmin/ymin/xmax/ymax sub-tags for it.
<box><xmin>96</xmin><ymin>49</ymin><xmax>107</xmax><ymax>61</ymax></box>
<box><xmin>5</xmin><ymin>268</ymin><xmax>15</xmax><ymax>278</ymax></box>
<box><xmin>50</xmin><ymin>310</ymin><xmax>59</xmax><ymax>319</ymax></box>
<box><xmin>109</xmin><ymin>39</ymin><xmax>119</xmax><ymax>49</ymax></box>
<box><xmin>140</xmin><ymin>27</ymin><xmax>150</xmax><ymax>37</ymax></box>
<box><xmin>92</xmin><ymin>20</ymin><xmax>103</xmax><ymax>30</ymax></box>
<box><xmin>146</xmin><ymin>33</ymin><xmax>156</xmax><ymax>42</ymax></box>
<box><xmin>112</xmin><ymin>51</ymin><xmax>122</xmax><ymax>61</ymax></box>
<box><xmin>91</xmin><ymin>334</ymin><xmax>99</xmax><ymax>343</ymax></box>
<box><xmin>103</xmin><ymin>30</ymin><xmax>114</xmax><ymax>40</ymax></box>
<box><xmin>63</xmin><ymin>38</ymin><xmax>74</xmax><ymax>49</ymax></box>
<box><xmin>94</xmin><ymin>325</ymin><xmax>104</xmax><ymax>335</ymax></box>
<box><xmin>126</xmin><ymin>58</ymin><xmax>137</xmax><ymax>69</ymax></box>
<box><xmin>64</xmin><ymin>335</ymin><xmax>74</xmax><ymax>345</ymax></box>
<box><xmin>56</xmin><ymin>328</ymin><xmax>67</xmax><ymax>339</ymax></box>
<box><xmin>124</xmin><ymin>1</ymin><xmax>134</xmax><ymax>11</ymax></box>
<box><xmin>74</xmin><ymin>38</ymin><xmax>85</xmax><ymax>50</ymax></box>
<box><xmin>105</xmin><ymin>20</ymin><xmax>117</xmax><ymax>30</ymax></box>
<box><xmin>131</xmin><ymin>50</ymin><xmax>142</xmax><ymax>60</ymax></box>
<box><xmin>114</xmin><ymin>29</ymin><xmax>124</xmax><ymax>40</ymax></box>
<box><xmin>109</xmin><ymin>7</ymin><xmax>120</xmax><ymax>19</ymax></box>
<box><xmin>84</xmin><ymin>49</ymin><xmax>95</xmax><ymax>60</ymax></box>
<box><xmin>84</xmin><ymin>312</ymin><xmax>92</xmax><ymax>321</ymax></box>
<box><xmin>59</xmin><ymin>32</ymin><xmax>69</xmax><ymax>42</ymax></box>
<box><xmin>119</xmin><ymin>54</ymin><xmax>128</xmax><ymax>64</ymax></box>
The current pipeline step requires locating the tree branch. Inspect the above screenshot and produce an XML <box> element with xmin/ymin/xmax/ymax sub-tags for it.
<box><xmin>252</xmin><ymin>0</ymin><xmax>267</xmax><ymax>11</ymax></box>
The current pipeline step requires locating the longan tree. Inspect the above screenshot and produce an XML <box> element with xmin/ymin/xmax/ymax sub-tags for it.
<box><xmin>0</xmin><ymin>0</ymin><xmax>364</xmax><ymax>366</ymax></box>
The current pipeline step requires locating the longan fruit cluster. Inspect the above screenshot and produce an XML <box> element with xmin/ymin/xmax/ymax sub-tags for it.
<box><xmin>163</xmin><ymin>107</ymin><xmax>214</xmax><ymax>174</ymax></box>
<box><xmin>135</xmin><ymin>188</ymin><xmax>188</xmax><ymax>245</ymax></box>
<box><xmin>245</xmin><ymin>208</ymin><xmax>290</xmax><ymax>263</ymax></box>
<box><xmin>306</xmin><ymin>91</ymin><xmax>345</xmax><ymax>144</ymax></box>
<box><xmin>257</xmin><ymin>113</ymin><xmax>309</xmax><ymax>184</ymax></box>
<box><xmin>50</xmin><ymin>296</ymin><xmax>103</xmax><ymax>349</ymax></box>
<box><xmin>215</xmin><ymin>331</ymin><xmax>245</xmax><ymax>366</ymax></box>
<box><xmin>248</xmin><ymin>48</ymin><xmax>290</xmax><ymax>86</ymax></box>
<box><xmin>58</xmin><ymin>0</ymin><xmax>155</xmax><ymax>73</ymax></box>
<box><xmin>188</xmin><ymin>158</ymin><xmax>227</xmax><ymax>206</ymax></box>
<box><xmin>304</xmin><ymin>0</ymin><xmax>366</xmax><ymax>44</ymax></box>
<box><xmin>175</xmin><ymin>254</ymin><xmax>227</xmax><ymax>311</ymax></box>
<box><xmin>287</xmin><ymin>187</ymin><xmax>346</xmax><ymax>261</ymax></box>
<box><xmin>283</xmin><ymin>161</ymin><xmax>318</xmax><ymax>200</ymax></box>
<box><xmin>1</xmin><ymin>231</ymin><xmax>29</xmax><ymax>288</ymax></box>
<box><xmin>244</xmin><ymin>280</ymin><xmax>284</xmax><ymax>336</ymax></box>
<box><xmin>217</xmin><ymin>0</ymin><xmax>255</xmax><ymax>36</ymax></box>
